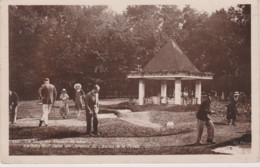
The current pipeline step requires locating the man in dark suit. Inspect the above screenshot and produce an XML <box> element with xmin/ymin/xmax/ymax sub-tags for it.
<box><xmin>195</xmin><ymin>91</ymin><xmax>216</xmax><ymax>145</ymax></box>
<box><xmin>38</xmin><ymin>78</ymin><xmax>57</xmax><ymax>127</ymax></box>
<box><xmin>85</xmin><ymin>84</ymin><xmax>100</xmax><ymax>136</ymax></box>
<box><xmin>9</xmin><ymin>90</ymin><xmax>19</xmax><ymax>124</ymax></box>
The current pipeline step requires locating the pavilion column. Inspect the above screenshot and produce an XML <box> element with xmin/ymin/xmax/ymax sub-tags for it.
<box><xmin>161</xmin><ymin>81</ymin><xmax>167</xmax><ymax>97</ymax></box>
<box><xmin>174</xmin><ymin>78</ymin><xmax>182</xmax><ymax>105</ymax></box>
<box><xmin>138</xmin><ymin>79</ymin><xmax>145</xmax><ymax>105</ymax></box>
<box><xmin>195</xmin><ymin>80</ymin><xmax>202</xmax><ymax>104</ymax></box>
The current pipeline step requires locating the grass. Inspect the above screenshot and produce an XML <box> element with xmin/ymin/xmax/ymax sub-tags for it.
<box><xmin>10</xmin><ymin>117</ymin><xmax>194</xmax><ymax>139</ymax></box>
<box><xmin>101</xmin><ymin>102</ymin><xmax>199</xmax><ymax>112</ymax></box>
<box><xmin>9</xmin><ymin>99</ymin><xmax>252</xmax><ymax>155</ymax></box>
<box><xmin>101</xmin><ymin>100</ymin><xmax>251</xmax><ymax>123</ymax></box>
<box><xmin>13</xmin><ymin>100</ymin><xmax>251</xmax><ymax>139</ymax></box>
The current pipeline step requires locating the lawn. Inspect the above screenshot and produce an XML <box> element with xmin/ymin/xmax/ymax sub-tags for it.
<box><xmin>9</xmin><ymin>99</ymin><xmax>251</xmax><ymax>155</ymax></box>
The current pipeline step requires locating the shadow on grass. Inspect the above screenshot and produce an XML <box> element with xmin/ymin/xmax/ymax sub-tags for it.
<box><xmin>210</xmin><ymin>133</ymin><xmax>251</xmax><ymax>149</ymax></box>
<box><xmin>9</xmin><ymin>126</ymin><xmax>85</xmax><ymax>140</ymax></box>
<box><xmin>9</xmin><ymin>125</ymin><xmax>194</xmax><ymax>140</ymax></box>
<box><xmin>213</xmin><ymin>122</ymin><xmax>228</xmax><ymax>125</ymax></box>
<box><xmin>179</xmin><ymin>133</ymin><xmax>251</xmax><ymax>155</ymax></box>
<box><xmin>236</xmin><ymin>131</ymin><xmax>251</xmax><ymax>133</ymax></box>
<box><xmin>181</xmin><ymin>143</ymin><xmax>212</xmax><ymax>147</ymax></box>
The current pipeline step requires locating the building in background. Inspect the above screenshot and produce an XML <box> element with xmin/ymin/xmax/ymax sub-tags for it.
<box><xmin>128</xmin><ymin>39</ymin><xmax>213</xmax><ymax>105</ymax></box>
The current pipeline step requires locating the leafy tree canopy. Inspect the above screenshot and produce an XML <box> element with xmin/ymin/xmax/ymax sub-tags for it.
<box><xmin>9</xmin><ymin>5</ymin><xmax>251</xmax><ymax>99</ymax></box>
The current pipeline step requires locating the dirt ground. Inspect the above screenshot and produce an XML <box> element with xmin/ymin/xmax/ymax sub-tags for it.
<box><xmin>9</xmin><ymin>100</ymin><xmax>251</xmax><ymax>155</ymax></box>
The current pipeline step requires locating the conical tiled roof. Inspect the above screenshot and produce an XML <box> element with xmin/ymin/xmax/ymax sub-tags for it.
<box><xmin>143</xmin><ymin>40</ymin><xmax>200</xmax><ymax>73</ymax></box>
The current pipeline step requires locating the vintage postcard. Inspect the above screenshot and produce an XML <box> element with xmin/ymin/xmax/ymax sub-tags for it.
<box><xmin>0</xmin><ymin>0</ymin><xmax>259</xmax><ymax>164</ymax></box>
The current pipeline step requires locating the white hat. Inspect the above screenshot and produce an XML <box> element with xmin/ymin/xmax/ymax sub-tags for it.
<box><xmin>74</xmin><ymin>83</ymin><xmax>82</xmax><ymax>90</ymax></box>
<box><xmin>61</xmin><ymin>88</ymin><xmax>67</xmax><ymax>93</ymax></box>
<box><xmin>234</xmin><ymin>91</ymin><xmax>240</xmax><ymax>96</ymax></box>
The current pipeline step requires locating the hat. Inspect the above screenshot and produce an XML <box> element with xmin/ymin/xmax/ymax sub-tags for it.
<box><xmin>61</xmin><ymin>88</ymin><xmax>67</xmax><ymax>93</ymax></box>
<box><xmin>74</xmin><ymin>83</ymin><xmax>82</xmax><ymax>90</ymax></box>
<box><xmin>234</xmin><ymin>91</ymin><xmax>240</xmax><ymax>96</ymax></box>
<box><xmin>93</xmin><ymin>84</ymin><xmax>100</xmax><ymax>90</ymax></box>
<box><xmin>44</xmin><ymin>78</ymin><xmax>50</xmax><ymax>82</ymax></box>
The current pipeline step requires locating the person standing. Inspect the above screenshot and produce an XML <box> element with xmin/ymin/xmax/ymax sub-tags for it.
<box><xmin>238</xmin><ymin>92</ymin><xmax>247</xmax><ymax>106</ymax></box>
<box><xmin>9</xmin><ymin>90</ymin><xmax>19</xmax><ymax>124</ymax></box>
<box><xmin>38</xmin><ymin>78</ymin><xmax>57</xmax><ymax>127</ymax></box>
<box><xmin>59</xmin><ymin>88</ymin><xmax>69</xmax><ymax>119</ymax></box>
<box><xmin>74</xmin><ymin>83</ymin><xmax>85</xmax><ymax>117</ymax></box>
<box><xmin>195</xmin><ymin>91</ymin><xmax>216</xmax><ymax>145</ymax></box>
<box><xmin>226</xmin><ymin>91</ymin><xmax>239</xmax><ymax>126</ymax></box>
<box><xmin>85</xmin><ymin>84</ymin><xmax>100</xmax><ymax>136</ymax></box>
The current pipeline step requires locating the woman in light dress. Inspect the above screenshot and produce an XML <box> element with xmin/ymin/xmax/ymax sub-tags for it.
<box><xmin>74</xmin><ymin>83</ymin><xmax>85</xmax><ymax>117</ymax></box>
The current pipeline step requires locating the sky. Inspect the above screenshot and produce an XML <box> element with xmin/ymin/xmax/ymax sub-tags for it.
<box><xmin>108</xmin><ymin>1</ymin><xmax>241</xmax><ymax>14</ymax></box>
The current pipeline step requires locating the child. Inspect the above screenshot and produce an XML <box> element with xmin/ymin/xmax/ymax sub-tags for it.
<box><xmin>60</xmin><ymin>88</ymin><xmax>69</xmax><ymax>119</ymax></box>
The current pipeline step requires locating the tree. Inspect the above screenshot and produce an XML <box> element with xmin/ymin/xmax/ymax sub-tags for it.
<box><xmin>9</xmin><ymin>5</ymin><xmax>251</xmax><ymax>99</ymax></box>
